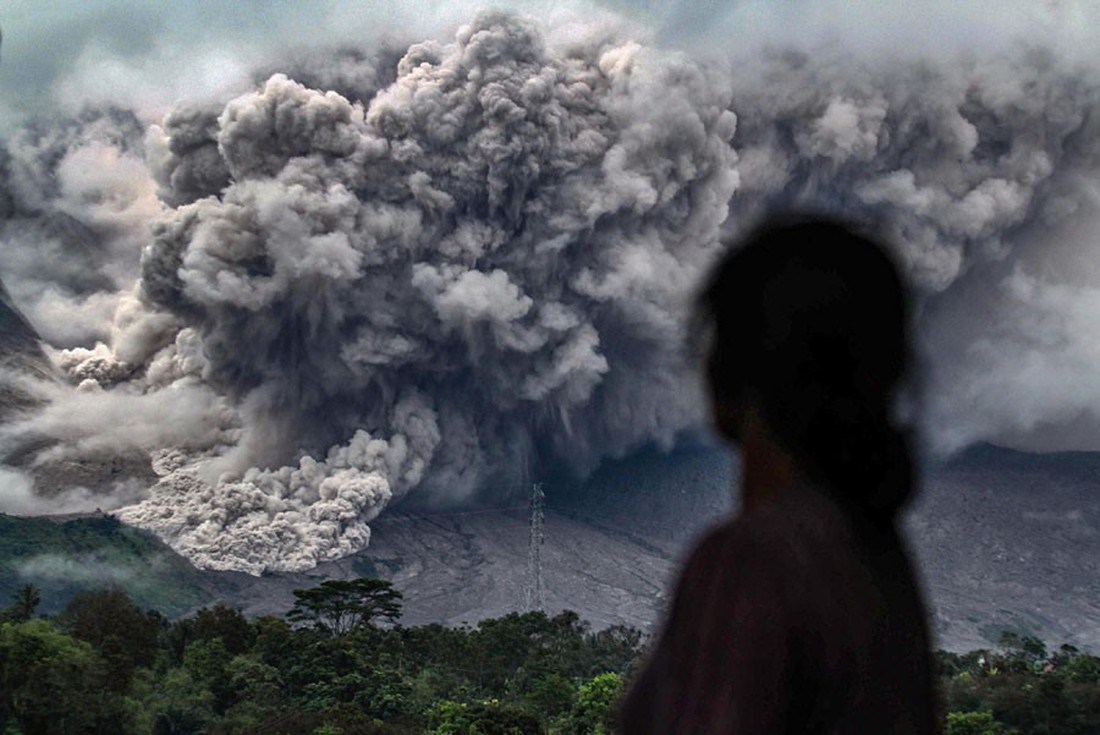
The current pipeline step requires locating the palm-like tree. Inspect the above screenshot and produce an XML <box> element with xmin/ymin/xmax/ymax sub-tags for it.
<box><xmin>7</xmin><ymin>583</ymin><xmax>41</xmax><ymax>622</ymax></box>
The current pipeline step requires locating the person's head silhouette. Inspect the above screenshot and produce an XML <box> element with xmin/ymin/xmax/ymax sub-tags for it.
<box><xmin>698</xmin><ymin>214</ymin><xmax>915</xmax><ymax>519</ymax></box>
<box><xmin>621</xmin><ymin>214</ymin><xmax>936</xmax><ymax>735</ymax></box>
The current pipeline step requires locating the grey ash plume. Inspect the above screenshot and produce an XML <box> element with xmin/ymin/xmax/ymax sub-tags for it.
<box><xmin>119</xmin><ymin>13</ymin><xmax>737</xmax><ymax>573</ymax></box>
<box><xmin>1</xmin><ymin>7</ymin><xmax>1099</xmax><ymax>573</ymax></box>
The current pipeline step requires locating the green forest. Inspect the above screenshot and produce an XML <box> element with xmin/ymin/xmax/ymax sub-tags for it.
<box><xmin>1</xmin><ymin>579</ymin><xmax>1098</xmax><ymax>735</ymax></box>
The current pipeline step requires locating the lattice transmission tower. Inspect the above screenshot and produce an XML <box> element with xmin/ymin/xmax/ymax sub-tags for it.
<box><xmin>524</xmin><ymin>482</ymin><xmax>545</xmax><ymax>612</ymax></box>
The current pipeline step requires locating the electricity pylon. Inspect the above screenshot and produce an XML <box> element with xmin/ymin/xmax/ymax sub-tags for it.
<box><xmin>524</xmin><ymin>482</ymin><xmax>545</xmax><ymax>612</ymax></box>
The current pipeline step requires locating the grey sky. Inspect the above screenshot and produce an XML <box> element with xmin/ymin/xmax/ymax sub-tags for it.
<box><xmin>4</xmin><ymin>0</ymin><xmax>1089</xmax><ymax>131</ymax></box>
<box><xmin>0</xmin><ymin>1</ymin><xmax>519</xmax><ymax>127</ymax></box>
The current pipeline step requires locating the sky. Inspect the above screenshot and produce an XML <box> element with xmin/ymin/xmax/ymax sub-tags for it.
<box><xmin>4</xmin><ymin>1</ymin><xmax>1093</xmax><ymax>125</ymax></box>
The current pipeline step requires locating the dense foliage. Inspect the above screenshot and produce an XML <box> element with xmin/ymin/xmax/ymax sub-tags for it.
<box><xmin>0</xmin><ymin>580</ymin><xmax>639</xmax><ymax>735</ymax></box>
<box><xmin>938</xmin><ymin>633</ymin><xmax>1100</xmax><ymax>735</ymax></box>
<box><xmin>1</xmin><ymin>581</ymin><xmax>1098</xmax><ymax>734</ymax></box>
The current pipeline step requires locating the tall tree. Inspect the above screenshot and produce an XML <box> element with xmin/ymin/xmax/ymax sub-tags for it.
<box><xmin>0</xmin><ymin>620</ymin><xmax>112</xmax><ymax>735</ymax></box>
<box><xmin>2</xmin><ymin>584</ymin><xmax>40</xmax><ymax>622</ymax></box>
<box><xmin>287</xmin><ymin>578</ymin><xmax>403</xmax><ymax>635</ymax></box>
<box><xmin>168</xmin><ymin>603</ymin><xmax>254</xmax><ymax>662</ymax></box>
<box><xmin>59</xmin><ymin>588</ymin><xmax>159</xmax><ymax>691</ymax></box>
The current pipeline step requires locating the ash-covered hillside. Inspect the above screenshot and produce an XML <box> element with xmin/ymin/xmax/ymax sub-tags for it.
<box><xmin>4</xmin><ymin>441</ymin><xmax>1099</xmax><ymax>653</ymax></box>
<box><xmin>911</xmin><ymin>446</ymin><xmax>1100</xmax><ymax>652</ymax></box>
<box><xmin>350</xmin><ymin>442</ymin><xmax>1100</xmax><ymax>653</ymax></box>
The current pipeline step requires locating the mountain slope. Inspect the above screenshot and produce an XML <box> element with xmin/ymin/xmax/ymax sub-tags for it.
<box><xmin>4</xmin><ymin>444</ymin><xmax>1099</xmax><ymax>653</ymax></box>
<box><xmin>0</xmin><ymin>276</ymin><xmax>51</xmax><ymax>420</ymax></box>
<box><xmin>911</xmin><ymin>446</ymin><xmax>1100</xmax><ymax>651</ymax></box>
<box><xmin>351</xmin><ymin>443</ymin><xmax>1100</xmax><ymax>652</ymax></box>
<box><xmin>0</xmin><ymin>513</ymin><xmax>208</xmax><ymax>616</ymax></box>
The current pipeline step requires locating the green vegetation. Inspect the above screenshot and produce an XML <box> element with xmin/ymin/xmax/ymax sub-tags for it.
<box><xmin>287</xmin><ymin>579</ymin><xmax>404</xmax><ymax>635</ymax></box>
<box><xmin>0</xmin><ymin>514</ymin><xmax>207</xmax><ymax>616</ymax></box>
<box><xmin>938</xmin><ymin>632</ymin><xmax>1100</xmax><ymax>735</ymax></box>
<box><xmin>0</xmin><ymin>579</ymin><xmax>1098</xmax><ymax>734</ymax></box>
<box><xmin>0</xmin><ymin>580</ymin><xmax>639</xmax><ymax>734</ymax></box>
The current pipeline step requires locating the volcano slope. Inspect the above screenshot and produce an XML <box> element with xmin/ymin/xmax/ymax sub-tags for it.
<box><xmin>5</xmin><ymin>438</ymin><xmax>1099</xmax><ymax>652</ymax></box>
<box><xmin>339</xmin><ymin>443</ymin><xmax>1100</xmax><ymax>652</ymax></box>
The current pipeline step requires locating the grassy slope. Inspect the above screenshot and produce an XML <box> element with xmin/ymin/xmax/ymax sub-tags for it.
<box><xmin>0</xmin><ymin>513</ymin><xmax>210</xmax><ymax>616</ymax></box>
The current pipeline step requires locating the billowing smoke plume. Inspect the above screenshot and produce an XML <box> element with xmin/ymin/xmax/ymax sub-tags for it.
<box><xmin>3</xmin><ymin>6</ymin><xmax>1100</xmax><ymax>573</ymax></box>
<box><xmin>4</xmin><ymin>13</ymin><xmax>737</xmax><ymax>573</ymax></box>
<box><xmin>124</xmin><ymin>15</ymin><xmax>736</xmax><ymax>572</ymax></box>
<box><xmin>714</xmin><ymin>44</ymin><xmax>1100</xmax><ymax>451</ymax></box>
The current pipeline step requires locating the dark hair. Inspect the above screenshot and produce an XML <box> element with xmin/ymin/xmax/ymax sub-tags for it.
<box><xmin>698</xmin><ymin>214</ymin><xmax>916</xmax><ymax>518</ymax></box>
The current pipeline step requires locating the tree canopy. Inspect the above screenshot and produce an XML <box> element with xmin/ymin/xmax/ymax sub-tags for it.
<box><xmin>287</xmin><ymin>578</ymin><xmax>404</xmax><ymax>635</ymax></box>
<box><xmin>0</xmin><ymin>583</ymin><xmax>40</xmax><ymax>623</ymax></box>
<box><xmin>2</xmin><ymin>577</ymin><xmax>1098</xmax><ymax>734</ymax></box>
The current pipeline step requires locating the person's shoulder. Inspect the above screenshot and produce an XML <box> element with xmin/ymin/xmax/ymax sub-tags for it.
<box><xmin>688</xmin><ymin>513</ymin><xmax>764</xmax><ymax>561</ymax></box>
<box><xmin>682</xmin><ymin>484</ymin><xmax>854</xmax><ymax>582</ymax></box>
<box><xmin>676</xmin><ymin>509</ymin><xmax>789</xmax><ymax>593</ymax></box>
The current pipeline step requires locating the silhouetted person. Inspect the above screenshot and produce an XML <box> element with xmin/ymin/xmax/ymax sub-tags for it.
<box><xmin>620</xmin><ymin>215</ymin><xmax>938</xmax><ymax>734</ymax></box>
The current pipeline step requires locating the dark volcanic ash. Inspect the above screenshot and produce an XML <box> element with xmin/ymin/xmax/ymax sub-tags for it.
<box><xmin>2</xmin><ymin>9</ymin><xmax>1100</xmax><ymax>573</ymax></box>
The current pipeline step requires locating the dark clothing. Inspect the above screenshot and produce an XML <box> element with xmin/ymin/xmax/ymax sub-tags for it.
<box><xmin>619</xmin><ymin>483</ymin><xmax>938</xmax><ymax>734</ymax></box>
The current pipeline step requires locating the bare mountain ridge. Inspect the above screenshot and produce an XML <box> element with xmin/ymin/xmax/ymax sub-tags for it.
<box><xmin>0</xmin><ymin>277</ymin><xmax>51</xmax><ymax>419</ymax></box>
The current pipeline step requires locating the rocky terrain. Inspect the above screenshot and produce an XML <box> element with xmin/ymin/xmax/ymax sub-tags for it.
<box><xmin>0</xmin><ymin>279</ymin><xmax>51</xmax><ymax>420</ymax></box>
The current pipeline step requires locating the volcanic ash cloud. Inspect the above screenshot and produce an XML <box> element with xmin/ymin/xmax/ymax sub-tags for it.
<box><xmin>6</xmin><ymin>8</ymin><xmax>1100</xmax><ymax>574</ymax></box>
<box><xmin>107</xmin><ymin>14</ymin><xmax>739</xmax><ymax>573</ymax></box>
